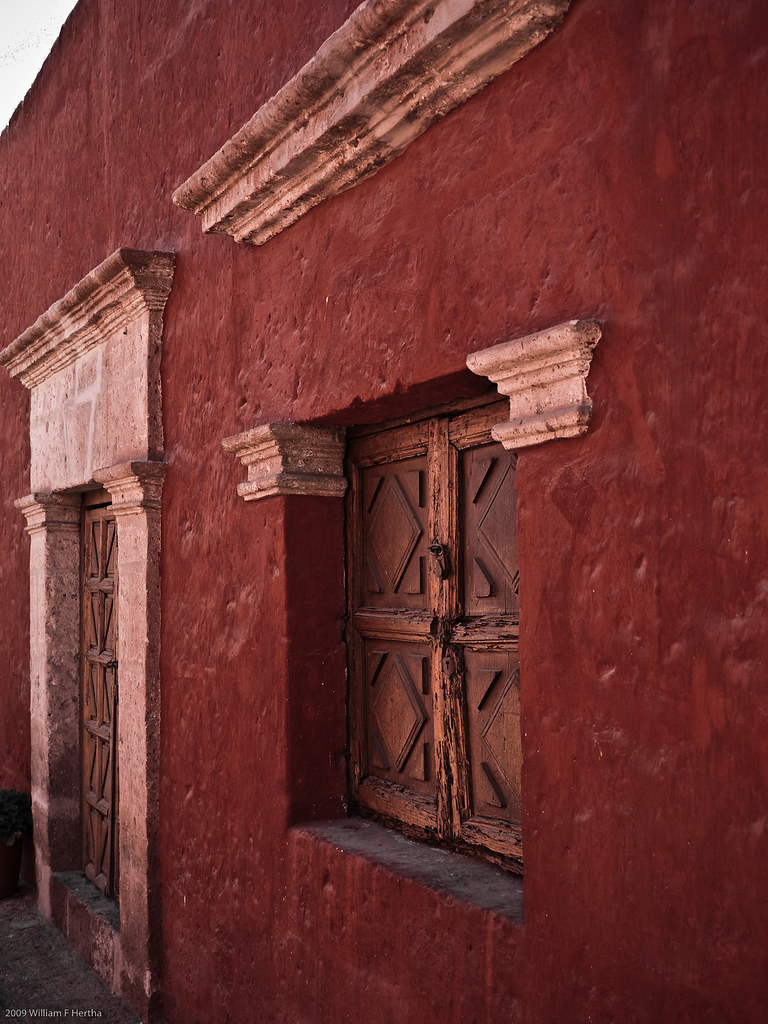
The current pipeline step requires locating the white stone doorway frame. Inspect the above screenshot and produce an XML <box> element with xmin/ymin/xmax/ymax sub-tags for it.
<box><xmin>0</xmin><ymin>249</ymin><xmax>174</xmax><ymax>1021</ymax></box>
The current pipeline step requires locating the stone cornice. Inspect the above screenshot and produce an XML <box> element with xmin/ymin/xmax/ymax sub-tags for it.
<box><xmin>173</xmin><ymin>0</ymin><xmax>570</xmax><ymax>246</ymax></box>
<box><xmin>222</xmin><ymin>424</ymin><xmax>347</xmax><ymax>501</ymax></box>
<box><xmin>0</xmin><ymin>249</ymin><xmax>175</xmax><ymax>388</ymax></box>
<box><xmin>466</xmin><ymin>319</ymin><xmax>601</xmax><ymax>449</ymax></box>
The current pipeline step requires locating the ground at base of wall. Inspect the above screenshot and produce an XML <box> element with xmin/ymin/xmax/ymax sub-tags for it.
<box><xmin>0</xmin><ymin>888</ymin><xmax>142</xmax><ymax>1023</ymax></box>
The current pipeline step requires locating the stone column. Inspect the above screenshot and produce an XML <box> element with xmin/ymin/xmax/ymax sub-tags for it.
<box><xmin>14</xmin><ymin>492</ymin><xmax>82</xmax><ymax>918</ymax></box>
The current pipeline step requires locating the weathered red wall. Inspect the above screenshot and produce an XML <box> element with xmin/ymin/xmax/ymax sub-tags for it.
<box><xmin>1</xmin><ymin>0</ymin><xmax>767</xmax><ymax>1021</ymax></box>
<box><xmin>0</xmin><ymin>382</ymin><xmax>30</xmax><ymax>795</ymax></box>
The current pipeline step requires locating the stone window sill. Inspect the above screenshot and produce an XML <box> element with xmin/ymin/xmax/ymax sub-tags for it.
<box><xmin>292</xmin><ymin>818</ymin><xmax>523</xmax><ymax>924</ymax></box>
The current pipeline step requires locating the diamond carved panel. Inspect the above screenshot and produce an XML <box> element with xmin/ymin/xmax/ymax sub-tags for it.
<box><xmin>481</xmin><ymin>669</ymin><xmax>522</xmax><ymax>809</ymax></box>
<box><xmin>477</xmin><ymin>460</ymin><xmax>519</xmax><ymax>588</ymax></box>
<box><xmin>368</xmin><ymin>475</ymin><xmax>423</xmax><ymax>593</ymax></box>
<box><xmin>465</xmin><ymin>650</ymin><xmax>522</xmax><ymax>824</ymax></box>
<box><xmin>372</xmin><ymin>653</ymin><xmax>427</xmax><ymax>772</ymax></box>
<box><xmin>462</xmin><ymin>444</ymin><xmax>519</xmax><ymax>616</ymax></box>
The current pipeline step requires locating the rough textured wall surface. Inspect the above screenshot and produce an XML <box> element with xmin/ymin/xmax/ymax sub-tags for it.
<box><xmin>1</xmin><ymin>0</ymin><xmax>767</xmax><ymax>1022</ymax></box>
<box><xmin>0</xmin><ymin>382</ymin><xmax>30</xmax><ymax>793</ymax></box>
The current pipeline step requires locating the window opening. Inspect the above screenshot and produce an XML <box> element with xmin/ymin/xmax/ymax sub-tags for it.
<box><xmin>346</xmin><ymin>399</ymin><xmax>522</xmax><ymax>870</ymax></box>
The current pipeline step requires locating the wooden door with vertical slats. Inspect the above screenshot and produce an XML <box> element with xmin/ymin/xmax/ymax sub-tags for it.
<box><xmin>82</xmin><ymin>501</ymin><xmax>119</xmax><ymax>898</ymax></box>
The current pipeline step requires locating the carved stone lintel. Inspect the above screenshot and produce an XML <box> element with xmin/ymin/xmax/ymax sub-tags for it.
<box><xmin>94</xmin><ymin>460</ymin><xmax>165</xmax><ymax>515</ymax></box>
<box><xmin>14</xmin><ymin>492</ymin><xmax>81</xmax><ymax>535</ymax></box>
<box><xmin>222</xmin><ymin>424</ymin><xmax>347</xmax><ymax>501</ymax></box>
<box><xmin>173</xmin><ymin>0</ymin><xmax>571</xmax><ymax>245</ymax></box>
<box><xmin>466</xmin><ymin>320</ymin><xmax>601</xmax><ymax>449</ymax></box>
<box><xmin>0</xmin><ymin>249</ymin><xmax>175</xmax><ymax>389</ymax></box>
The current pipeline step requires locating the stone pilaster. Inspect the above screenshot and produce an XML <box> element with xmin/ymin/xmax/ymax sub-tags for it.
<box><xmin>14</xmin><ymin>492</ymin><xmax>82</xmax><ymax>918</ymax></box>
<box><xmin>93</xmin><ymin>460</ymin><xmax>164</xmax><ymax>1017</ymax></box>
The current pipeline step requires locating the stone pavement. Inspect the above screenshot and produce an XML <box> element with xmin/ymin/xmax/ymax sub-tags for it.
<box><xmin>0</xmin><ymin>888</ymin><xmax>142</xmax><ymax>1023</ymax></box>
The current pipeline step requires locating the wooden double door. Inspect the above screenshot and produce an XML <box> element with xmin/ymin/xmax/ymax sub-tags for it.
<box><xmin>347</xmin><ymin>400</ymin><xmax>522</xmax><ymax>868</ymax></box>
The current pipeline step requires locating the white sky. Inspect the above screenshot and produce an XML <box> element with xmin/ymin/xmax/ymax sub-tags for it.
<box><xmin>0</xmin><ymin>0</ymin><xmax>80</xmax><ymax>131</ymax></box>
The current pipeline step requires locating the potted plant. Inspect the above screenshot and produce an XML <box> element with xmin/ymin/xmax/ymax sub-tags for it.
<box><xmin>0</xmin><ymin>788</ymin><xmax>32</xmax><ymax>898</ymax></box>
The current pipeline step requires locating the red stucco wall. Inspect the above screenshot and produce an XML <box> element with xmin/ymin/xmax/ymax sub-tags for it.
<box><xmin>1</xmin><ymin>0</ymin><xmax>767</xmax><ymax>1021</ymax></box>
<box><xmin>0</xmin><ymin>382</ymin><xmax>30</xmax><ymax>794</ymax></box>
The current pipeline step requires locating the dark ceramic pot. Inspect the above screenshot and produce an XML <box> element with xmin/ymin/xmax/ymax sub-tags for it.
<box><xmin>0</xmin><ymin>839</ymin><xmax>23</xmax><ymax>898</ymax></box>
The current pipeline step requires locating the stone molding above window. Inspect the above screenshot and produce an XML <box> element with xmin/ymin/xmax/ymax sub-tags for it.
<box><xmin>222</xmin><ymin>423</ymin><xmax>347</xmax><ymax>501</ymax></box>
<box><xmin>172</xmin><ymin>0</ymin><xmax>571</xmax><ymax>246</ymax></box>
<box><xmin>466</xmin><ymin>319</ymin><xmax>601</xmax><ymax>449</ymax></box>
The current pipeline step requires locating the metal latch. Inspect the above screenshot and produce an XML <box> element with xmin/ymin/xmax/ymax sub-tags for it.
<box><xmin>428</xmin><ymin>542</ymin><xmax>450</xmax><ymax>579</ymax></box>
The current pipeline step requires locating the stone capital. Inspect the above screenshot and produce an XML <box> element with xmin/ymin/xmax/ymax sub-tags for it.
<box><xmin>222</xmin><ymin>424</ymin><xmax>347</xmax><ymax>501</ymax></box>
<box><xmin>93</xmin><ymin>461</ymin><xmax>165</xmax><ymax>515</ymax></box>
<box><xmin>466</xmin><ymin>319</ymin><xmax>601</xmax><ymax>449</ymax></box>
<box><xmin>14</xmin><ymin>492</ymin><xmax>81</xmax><ymax>535</ymax></box>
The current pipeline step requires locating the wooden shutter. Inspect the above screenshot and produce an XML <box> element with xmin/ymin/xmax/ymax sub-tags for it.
<box><xmin>347</xmin><ymin>400</ymin><xmax>522</xmax><ymax>869</ymax></box>
<box><xmin>82</xmin><ymin>498</ymin><xmax>119</xmax><ymax>897</ymax></box>
<box><xmin>348</xmin><ymin>422</ymin><xmax>438</xmax><ymax>832</ymax></box>
<box><xmin>452</xmin><ymin>412</ymin><xmax>522</xmax><ymax>862</ymax></box>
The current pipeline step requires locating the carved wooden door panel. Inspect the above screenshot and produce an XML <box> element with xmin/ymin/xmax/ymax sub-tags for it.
<box><xmin>453</xmin><ymin>430</ymin><xmax>522</xmax><ymax>860</ymax></box>
<box><xmin>460</xmin><ymin>441</ymin><xmax>519</xmax><ymax>620</ymax></box>
<box><xmin>348</xmin><ymin>425</ymin><xmax>438</xmax><ymax>831</ymax></box>
<box><xmin>82</xmin><ymin>500</ymin><xmax>119</xmax><ymax>897</ymax></box>
<box><xmin>347</xmin><ymin>400</ymin><xmax>522</xmax><ymax>868</ymax></box>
